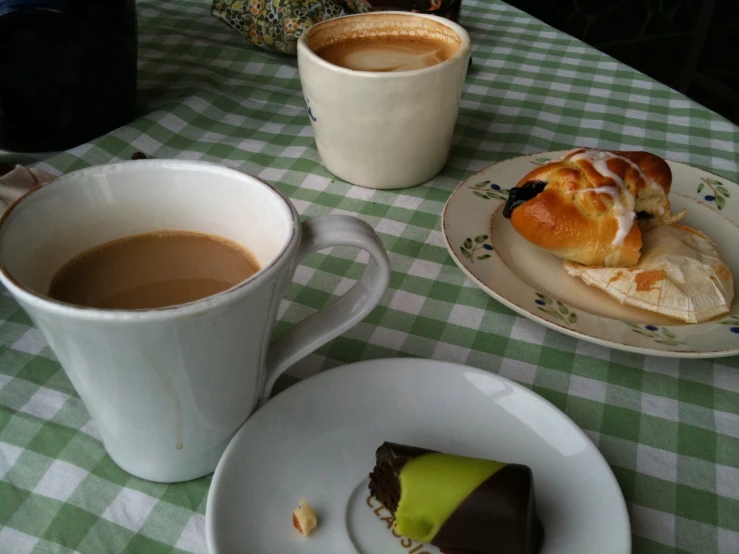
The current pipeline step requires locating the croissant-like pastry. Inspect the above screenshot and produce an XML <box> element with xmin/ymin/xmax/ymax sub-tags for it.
<box><xmin>502</xmin><ymin>148</ymin><xmax>674</xmax><ymax>267</ymax></box>
<box><xmin>564</xmin><ymin>224</ymin><xmax>734</xmax><ymax>323</ymax></box>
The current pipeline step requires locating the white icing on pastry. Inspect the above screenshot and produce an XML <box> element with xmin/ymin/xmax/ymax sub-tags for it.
<box><xmin>572</xmin><ymin>150</ymin><xmax>628</xmax><ymax>188</ymax></box>
<box><xmin>566</xmin><ymin>149</ymin><xmax>663</xmax><ymax>193</ymax></box>
<box><xmin>608</xmin><ymin>153</ymin><xmax>664</xmax><ymax>196</ymax></box>
<box><xmin>580</xmin><ymin>186</ymin><xmax>636</xmax><ymax>247</ymax></box>
<box><xmin>555</xmin><ymin>148</ymin><xmax>668</xmax><ymax>245</ymax></box>
<box><xmin>571</xmin><ymin>150</ymin><xmax>638</xmax><ymax>247</ymax></box>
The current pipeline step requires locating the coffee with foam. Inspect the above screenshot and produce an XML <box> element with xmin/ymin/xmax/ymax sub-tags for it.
<box><xmin>306</xmin><ymin>13</ymin><xmax>462</xmax><ymax>72</ymax></box>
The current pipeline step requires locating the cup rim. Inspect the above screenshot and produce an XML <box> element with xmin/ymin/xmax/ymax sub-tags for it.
<box><xmin>0</xmin><ymin>159</ymin><xmax>300</xmax><ymax>321</ymax></box>
<box><xmin>297</xmin><ymin>10</ymin><xmax>471</xmax><ymax>78</ymax></box>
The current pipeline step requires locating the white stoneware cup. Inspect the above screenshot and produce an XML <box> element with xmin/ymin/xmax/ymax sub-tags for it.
<box><xmin>0</xmin><ymin>160</ymin><xmax>390</xmax><ymax>483</ymax></box>
<box><xmin>297</xmin><ymin>11</ymin><xmax>471</xmax><ymax>189</ymax></box>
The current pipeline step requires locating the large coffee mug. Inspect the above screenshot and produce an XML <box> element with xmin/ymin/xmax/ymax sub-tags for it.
<box><xmin>0</xmin><ymin>160</ymin><xmax>390</xmax><ymax>482</ymax></box>
<box><xmin>297</xmin><ymin>11</ymin><xmax>471</xmax><ymax>189</ymax></box>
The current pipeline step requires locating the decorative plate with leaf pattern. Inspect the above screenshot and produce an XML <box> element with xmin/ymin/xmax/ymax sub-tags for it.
<box><xmin>442</xmin><ymin>151</ymin><xmax>739</xmax><ymax>358</ymax></box>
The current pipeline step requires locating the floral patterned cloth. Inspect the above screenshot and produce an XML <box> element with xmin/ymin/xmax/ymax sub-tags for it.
<box><xmin>212</xmin><ymin>0</ymin><xmax>372</xmax><ymax>55</ymax></box>
<box><xmin>211</xmin><ymin>0</ymin><xmax>461</xmax><ymax>54</ymax></box>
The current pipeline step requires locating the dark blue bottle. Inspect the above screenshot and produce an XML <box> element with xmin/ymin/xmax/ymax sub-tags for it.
<box><xmin>0</xmin><ymin>0</ymin><xmax>137</xmax><ymax>152</ymax></box>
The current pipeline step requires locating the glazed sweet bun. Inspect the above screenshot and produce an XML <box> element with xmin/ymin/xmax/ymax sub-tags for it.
<box><xmin>503</xmin><ymin>148</ymin><xmax>674</xmax><ymax>267</ymax></box>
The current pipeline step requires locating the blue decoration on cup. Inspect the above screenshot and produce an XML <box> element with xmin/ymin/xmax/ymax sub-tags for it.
<box><xmin>305</xmin><ymin>98</ymin><xmax>317</xmax><ymax>122</ymax></box>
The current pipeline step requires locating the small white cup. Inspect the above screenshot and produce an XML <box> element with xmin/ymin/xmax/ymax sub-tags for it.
<box><xmin>0</xmin><ymin>160</ymin><xmax>390</xmax><ymax>483</ymax></box>
<box><xmin>298</xmin><ymin>11</ymin><xmax>471</xmax><ymax>190</ymax></box>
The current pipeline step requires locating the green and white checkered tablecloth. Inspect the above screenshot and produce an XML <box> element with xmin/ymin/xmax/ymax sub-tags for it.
<box><xmin>1</xmin><ymin>1</ymin><xmax>738</xmax><ymax>553</ymax></box>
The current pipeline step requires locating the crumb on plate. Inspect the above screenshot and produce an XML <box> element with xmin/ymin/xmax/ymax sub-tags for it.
<box><xmin>292</xmin><ymin>498</ymin><xmax>318</xmax><ymax>536</ymax></box>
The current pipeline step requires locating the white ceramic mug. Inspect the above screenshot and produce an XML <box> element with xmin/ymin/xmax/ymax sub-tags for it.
<box><xmin>0</xmin><ymin>160</ymin><xmax>390</xmax><ymax>483</ymax></box>
<box><xmin>297</xmin><ymin>11</ymin><xmax>471</xmax><ymax>190</ymax></box>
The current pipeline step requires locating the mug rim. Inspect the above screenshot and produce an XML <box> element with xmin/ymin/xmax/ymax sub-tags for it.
<box><xmin>0</xmin><ymin>159</ymin><xmax>300</xmax><ymax>321</ymax></box>
<box><xmin>297</xmin><ymin>10</ymin><xmax>471</xmax><ymax>78</ymax></box>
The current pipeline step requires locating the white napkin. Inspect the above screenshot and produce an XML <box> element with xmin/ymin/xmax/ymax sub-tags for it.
<box><xmin>0</xmin><ymin>165</ymin><xmax>56</xmax><ymax>211</ymax></box>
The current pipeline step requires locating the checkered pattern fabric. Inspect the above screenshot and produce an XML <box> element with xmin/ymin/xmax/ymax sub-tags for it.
<box><xmin>1</xmin><ymin>1</ymin><xmax>738</xmax><ymax>553</ymax></box>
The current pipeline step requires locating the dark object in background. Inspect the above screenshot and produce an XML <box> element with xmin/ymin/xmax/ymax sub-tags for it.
<box><xmin>369</xmin><ymin>0</ymin><xmax>462</xmax><ymax>22</ymax></box>
<box><xmin>0</xmin><ymin>0</ymin><xmax>138</xmax><ymax>152</ymax></box>
<box><xmin>504</xmin><ymin>0</ymin><xmax>739</xmax><ymax>124</ymax></box>
<box><xmin>213</xmin><ymin>0</ymin><xmax>463</xmax><ymax>56</ymax></box>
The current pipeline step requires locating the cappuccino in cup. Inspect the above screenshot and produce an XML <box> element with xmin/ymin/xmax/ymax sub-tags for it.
<box><xmin>298</xmin><ymin>12</ymin><xmax>471</xmax><ymax>189</ymax></box>
<box><xmin>48</xmin><ymin>230</ymin><xmax>260</xmax><ymax>310</ymax></box>
<box><xmin>313</xmin><ymin>30</ymin><xmax>461</xmax><ymax>72</ymax></box>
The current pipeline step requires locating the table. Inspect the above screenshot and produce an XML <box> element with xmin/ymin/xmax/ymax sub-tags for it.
<box><xmin>1</xmin><ymin>1</ymin><xmax>737</xmax><ymax>553</ymax></box>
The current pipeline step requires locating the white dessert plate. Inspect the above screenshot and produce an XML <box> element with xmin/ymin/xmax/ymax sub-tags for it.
<box><xmin>442</xmin><ymin>150</ymin><xmax>739</xmax><ymax>358</ymax></box>
<box><xmin>206</xmin><ymin>358</ymin><xmax>630</xmax><ymax>554</ymax></box>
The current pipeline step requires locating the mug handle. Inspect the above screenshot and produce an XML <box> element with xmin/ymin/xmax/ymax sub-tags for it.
<box><xmin>262</xmin><ymin>215</ymin><xmax>390</xmax><ymax>400</ymax></box>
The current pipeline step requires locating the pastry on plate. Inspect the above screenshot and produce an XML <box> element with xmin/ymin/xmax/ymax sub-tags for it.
<box><xmin>564</xmin><ymin>224</ymin><xmax>734</xmax><ymax>323</ymax></box>
<box><xmin>502</xmin><ymin>148</ymin><xmax>678</xmax><ymax>267</ymax></box>
<box><xmin>368</xmin><ymin>442</ymin><xmax>543</xmax><ymax>554</ymax></box>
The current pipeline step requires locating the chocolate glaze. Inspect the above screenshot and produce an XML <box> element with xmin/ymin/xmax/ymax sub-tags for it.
<box><xmin>368</xmin><ymin>443</ymin><xmax>544</xmax><ymax>554</ymax></box>
<box><xmin>502</xmin><ymin>180</ymin><xmax>547</xmax><ymax>219</ymax></box>
<box><xmin>434</xmin><ymin>464</ymin><xmax>543</xmax><ymax>554</ymax></box>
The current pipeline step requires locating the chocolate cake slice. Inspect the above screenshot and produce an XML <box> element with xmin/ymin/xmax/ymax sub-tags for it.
<box><xmin>368</xmin><ymin>442</ymin><xmax>543</xmax><ymax>554</ymax></box>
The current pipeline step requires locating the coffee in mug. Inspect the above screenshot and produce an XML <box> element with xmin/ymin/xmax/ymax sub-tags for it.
<box><xmin>0</xmin><ymin>159</ymin><xmax>391</xmax><ymax>482</ymax></box>
<box><xmin>298</xmin><ymin>12</ymin><xmax>471</xmax><ymax>189</ymax></box>
<box><xmin>313</xmin><ymin>30</ymin><xmax>460</xmax><ymax>72</ymax></box>
<box><xmin>48</xmin><ymin>230</ymin><xmax>260</xmax><ymax>310</ymax></box>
